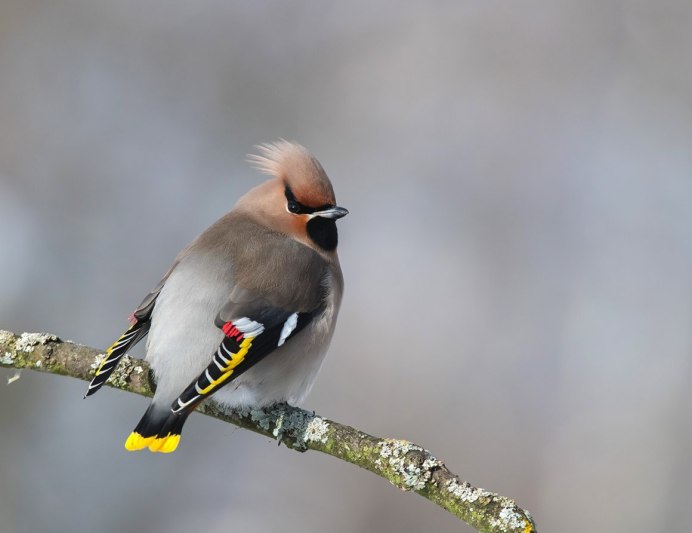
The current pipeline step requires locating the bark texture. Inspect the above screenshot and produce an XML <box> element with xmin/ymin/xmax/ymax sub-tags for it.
<box><xmin>0</xmin><ymin>329</ymin><xmax>536</xmax><ymax>533</ymax></box>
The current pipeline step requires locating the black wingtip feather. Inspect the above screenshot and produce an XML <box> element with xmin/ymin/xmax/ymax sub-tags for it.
<box><xmin>83</xmin><ymin>321</ymin><xmax>150</xmax><ymax>398</ymax></box>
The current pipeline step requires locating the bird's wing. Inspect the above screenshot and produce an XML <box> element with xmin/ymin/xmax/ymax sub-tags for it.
<box><xmin>170</xmin><ymin>292</ymin><xmax>320</xmax><ymax>415</ymax></box>
<box><xmin>84</xmin><ymin>265</ymin><xmax>176</xmax><ymax>398</ymax></box>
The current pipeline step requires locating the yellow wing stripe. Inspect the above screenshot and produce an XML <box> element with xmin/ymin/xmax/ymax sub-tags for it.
<box><xmin>95</xmin><ymin>324</ymin><xmax>137</xmax><ymax>375</ymax></box>
<box><xmin>196</xmin><ymin>337</ymin><xmax>254</xmax><ymax>395</ymax></box>
<box><xmin>196</xmin><ymin>371</ymin><xmax>233</xmax><ymax>395</ymax></box>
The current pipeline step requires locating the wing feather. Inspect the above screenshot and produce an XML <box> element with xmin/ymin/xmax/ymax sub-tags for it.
<box><xmin>171</xmin><ymin>305</ymin><xmax>316</xmax><ymax>414</ymax></box>
<box><xmin>84</xmin><ymin>264</ymin><xmax>177</xmax><ymax>398</ymax></box>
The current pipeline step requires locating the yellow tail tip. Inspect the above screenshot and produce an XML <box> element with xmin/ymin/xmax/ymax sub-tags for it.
<box><xmin>124</xmin><ymin>432</ymin><xmax>181</xmax><ymax>453</ymax></box>
<box><xmin>125</xmin><ymin>432</ymin><xmax>154</xmax><ymax>451</ymax></box>
<box><xmin>148</xmin><ymin>434</ymin><xmax>180</xmax><ymax>453</ymax></box>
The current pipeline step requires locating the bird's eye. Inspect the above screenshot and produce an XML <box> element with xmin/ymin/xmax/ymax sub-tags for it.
<box><xmin>287</xmin><ymin>200</ymin><xmax>301</xmax><ymax>214</ymax></box>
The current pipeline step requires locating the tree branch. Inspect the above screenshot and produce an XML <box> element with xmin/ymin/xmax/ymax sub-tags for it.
<box><xmin>0</xmin><ymin>329</ymin><xmax>536</xmax><ymax>533</ymax></box>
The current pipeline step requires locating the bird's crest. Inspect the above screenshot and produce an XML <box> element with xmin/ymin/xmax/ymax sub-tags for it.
<box><xmin>247</xmin><ymin>140</ymin><xmax>335</xmax><ymax>206</ymax></box>
<box><xmin>247</xmin><ymin>140</ymin><xmax>312</xmax><ymax>178</ymax></box>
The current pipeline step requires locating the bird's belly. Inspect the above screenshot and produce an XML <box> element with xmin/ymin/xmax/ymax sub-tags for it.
<box><xmin>145</xmin><ymin>258</ymin><xmax>230</xmax><ymax>405</ymax></box>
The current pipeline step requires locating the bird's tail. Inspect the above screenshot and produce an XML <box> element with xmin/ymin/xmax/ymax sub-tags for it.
<box><xmin>124</xmin><ymin>404</ymin><xmax>190</xmax><ymax>454</ymax></box>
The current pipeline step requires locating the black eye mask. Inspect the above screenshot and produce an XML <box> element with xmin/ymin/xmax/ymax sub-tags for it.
<box><xmin>284</xmin><ymin>186</ymin><xmax>333</xmax><ymax>215</ymax></box>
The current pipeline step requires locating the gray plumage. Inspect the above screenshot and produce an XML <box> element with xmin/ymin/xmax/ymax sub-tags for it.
<box><xmin>85</xmin><ymin>141</ymin><xmax>346</xmax><ymax>453</ymax></box>
<box><xmin>147</xmin><ymin>212</ymin><xmax>343</xmax><ymax>408</ymax></box>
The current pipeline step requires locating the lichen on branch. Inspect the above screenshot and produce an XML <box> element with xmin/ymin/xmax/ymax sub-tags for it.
<box><xmin>0</xmin><ymin>329</ymin><xmax>536</xmax><ymax>533</ymax></box>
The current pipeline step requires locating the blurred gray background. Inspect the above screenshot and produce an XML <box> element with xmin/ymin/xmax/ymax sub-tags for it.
<box><xmin>1</xmin><ymin>1</ymin><xmax>691</xmax><ymax>532</ymax></box>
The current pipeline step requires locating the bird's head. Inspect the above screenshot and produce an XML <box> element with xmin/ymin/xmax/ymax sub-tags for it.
<box><xmin>240</xmin><ymin>141</ymin><xmax>348</xmax><ymax>253</ymax></box>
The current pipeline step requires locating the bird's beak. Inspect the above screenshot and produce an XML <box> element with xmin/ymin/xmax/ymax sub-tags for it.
<box><xmin>313</xmin><ymin>206</ymin><xmax>349</xmax><ymax>220</ymax></box>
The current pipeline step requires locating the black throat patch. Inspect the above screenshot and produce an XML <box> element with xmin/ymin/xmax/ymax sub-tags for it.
<box><xmin>306</xmin><ymin>217</ymin><xmax>338</xmax><ymax>252</ymax></box>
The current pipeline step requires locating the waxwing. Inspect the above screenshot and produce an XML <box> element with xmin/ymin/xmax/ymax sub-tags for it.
<box><xmin>85</xmin><ymin>141</ymin><xmax>347</xmax><ymax>453</ymax></box>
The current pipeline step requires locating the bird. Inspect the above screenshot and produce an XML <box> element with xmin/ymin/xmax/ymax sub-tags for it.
<box><xmin>84</xmin><ymin>141</ymin><xmax>347</xmax><ymax>453</ymax></box>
